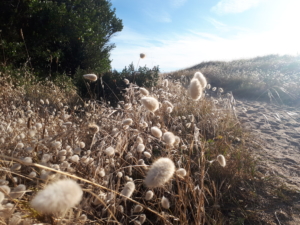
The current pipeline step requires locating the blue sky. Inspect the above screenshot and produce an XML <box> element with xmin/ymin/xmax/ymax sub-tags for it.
<box><xmin>109</xmin><ymin>0</ymin><xmax>300</xmax><ymax>72</ymax></box>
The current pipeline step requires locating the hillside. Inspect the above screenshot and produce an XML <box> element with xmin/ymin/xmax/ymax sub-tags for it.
<box><xmin>165</xmin><ymin>54</ymin><xmax>300</xmax><ymax>105</ymax></box>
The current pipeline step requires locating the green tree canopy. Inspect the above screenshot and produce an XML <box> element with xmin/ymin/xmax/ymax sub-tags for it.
<box><xmin>0</xmin><ymin>0</ymin><xmax>123</xmax><ymax>76</ymax></box>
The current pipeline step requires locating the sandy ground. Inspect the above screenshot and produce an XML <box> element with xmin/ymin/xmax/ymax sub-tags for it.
<box><xmin>233</xmin><ymin>98</ymin><xmax>300</xmax><ymax>224</ymax></box>
<box><xmin>235</xmin><ymin>99</ymin><xmax>300</xmax><ymax>186</ymax></box>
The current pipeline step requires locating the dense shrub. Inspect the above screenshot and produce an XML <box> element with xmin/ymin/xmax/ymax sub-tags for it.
<box><xmin>0</xmin><ymin>0</ymin><xmax>123</xmax><ymax>77</ymax></box>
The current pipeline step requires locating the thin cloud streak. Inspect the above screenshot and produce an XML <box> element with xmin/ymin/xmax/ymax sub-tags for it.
<box><xmin>205</xmin><ymin>17</ymin><xmax>250</xmax><ymax>32</ymax></box>
<box><xmin>144</xmin><ymin>9</ymin><xmax>172</xmax><ymax>23</ymax></box>
<box><xmin>169</xmin><ymin>0</ymin><xmax>188</xmax><ymax>9</ymax></box>
<box><xmin>211</xmin><ymin>0</ymin><xmax>262</xmax><ymax>14</ymax></box>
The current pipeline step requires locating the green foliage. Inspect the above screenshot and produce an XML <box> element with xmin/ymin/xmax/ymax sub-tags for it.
<box><xmin>0</xmin><ymin>0</ymin><xmax>123</xmax><ymax>77</ymax></box>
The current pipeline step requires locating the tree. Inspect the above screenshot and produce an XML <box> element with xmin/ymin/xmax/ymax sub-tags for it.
<box><xmin>0</xmin><ymin>0</ymin><xmax>123</xmax><ymax>77</ymax></box>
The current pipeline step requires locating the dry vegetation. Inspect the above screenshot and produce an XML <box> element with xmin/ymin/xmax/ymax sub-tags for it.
<box><xmin>1</xmin><ymin>57</ymin><xmax>296</xmax><ymax>224</ymax></box>
<box><xmin>166</xmin><ymin>54</ymin><xmax>300</xmax><ymax>105</ymax></box>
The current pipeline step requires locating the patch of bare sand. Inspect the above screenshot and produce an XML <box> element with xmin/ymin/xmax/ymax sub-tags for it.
<box><xmin>234</xmin><ymin>99</ymin><xmax>300</xmax><ymax>225</ymax></box>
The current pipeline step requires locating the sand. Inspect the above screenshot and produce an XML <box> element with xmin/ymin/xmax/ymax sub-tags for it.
<box><xmin>233</xmin><ymin>98</ymin><xmax>300</xmax><ymax>224</ymax></box>
<box><xmin>235</xmin><ymin>99</ymin><xmax>300</xmax><ymax>186</ymax></box>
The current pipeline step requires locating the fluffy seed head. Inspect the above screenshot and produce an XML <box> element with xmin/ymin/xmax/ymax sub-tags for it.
<box><xmin>121</xmin><ymin>181</ymin><xmax>135</xmax><ymax>200</ymax></box>
<box><xmin>162</xmin><ymin>132</ymin><xmax>176</xmax><ymax>145</ymax></box>
<box><xmin>162</xmin><ymin>79</ymin><xmax>169</xmax><ymax>88</ymax></box>
<box><xmin>141</xmin><ymin>97</ymin><xmax>159</xmax><ymax>112</ymax></box>
<box><xmin>188</xmin><ymin>78</ymin><xmax>203</xmax><ymax>100</ymax></box>
<box><xmin>151</xmin><ymin>126</ymin><xmax>162</xmax><ymax>138</ymax></box>
<box><xmin>140</xmin><ymin>88</ymin><xmax>149</xmax><ymax>96</ymax></box>
<box><xmin>133</xmin><ymin>205</ymin><xmax>143</xmax><ymax>213</ymax></box>
<box><xmin>137</xmin><ymin>143</ymin><xmax>145</xmax><ymax>153</ymax></box>
<box><xmin>0</xmin><ymin>185</ymin><xmax>11</xmax><ymax>195</ymax></box>
<box><xmin>161</xmin><ymin>196</ymin><xmax>170</xmax><ymax>209</ymax></box>
<box><xmin>88</xmin><ymin>123</ymin><xmax>99</xmax><ymax>134</ymax></box>
<box><xmin>166</xmin><ymin>107</ymin><xmax>173</xmax><ymax>113</ymax></box>
<box><xmin>139</xmin><ymin>214</ymin><xmax>147</xmax><ymax>224</ymax></box>
<box><xmin>140</xmin><ymin>53</ymin><xmax>146</xmax><ymax>59</ymax></box>
<box><xmin>83</xmin><ymin>74</ymin><xmax>97</xmax><ymax>82</ymax></box>
<box><xmin>124</xmin><ymin>79</ymin><xmax>130</xmax><ymax>84</ymax></box>
<box><xmin>104</xmin><ymin>146</ymin><xmax>115</xmax><ymax>156</ymax></box>
<box><xmin>136</xmin><ymin>136</ymin><xmax>143</xmax><ymax>144</ymax></box>
<box><xmin>10</xmin><ymin>184</ymin><xmax>26</xmax><ymax>199</ymax></box>
<box><xmin>193</xmin><ymin>72</ymin><xmax>207</xmax><ymax>88</ymax></box>
<box><xmin>145</xmin><ymin>190</ymin><xmax>154</xmax><ymax>200</ymax></box>
<box><xmin>143</xmin><ymin>151</ymin><xmax>151</xmax><ymax>158</ymax></box>
<box><xmin>144</xmin><ymin>157</ymin><xmax>175</xmax><ymax>188</ymax></box>
<box><xmin>30</xmin><ymin>179</ymin><xmax>82</xmax><ymax>215</ymax></box>
<box><xmin>176</xmin><ymin>168</ymin><xmax>187</xmax><ymax>177</ymax></box>
<box><xmin>122</xmin><ymin>118</ymin><xmax>133</xmax><ymax>126</ymax></box>
<box><xmin>217</xmin><ymin>154</ymin><xmax>226</xmax><ymax>167</ymax></box>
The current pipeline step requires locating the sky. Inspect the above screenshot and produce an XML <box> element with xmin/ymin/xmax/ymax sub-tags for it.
<box><xmin>109</xmin><ymin>0</ymin><xmax>300</xmax><ymax>72</ymax></box>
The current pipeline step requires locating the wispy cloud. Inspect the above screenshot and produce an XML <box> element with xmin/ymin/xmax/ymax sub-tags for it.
<box><xmin>110</xmin><ymin>25</ymin><xmax>300</xmax><ymax>72</ymax></box>
<box><xmin>145</xmin><ymin>9</ymin><xmax>172</xmax><ymax>23</ymax></box>
<box><xmin>211</xmin><ymin>0</ymin><xmax>262</xmax><ymax>15</ymax></box>
<box><xmin>205</xmin><ymin>17</ymin><xmax>250</xmax><ymax>32</ymax></box>
<box><xmin>169</xmin><ymin>0</ymin><xmax>188</xmax><ymax>9</ymax></box>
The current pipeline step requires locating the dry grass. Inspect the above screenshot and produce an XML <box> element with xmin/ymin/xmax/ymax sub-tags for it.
<box><xmin>0</xmin><ymin>65</ymin><xmax>272</xmax><ymax>225</ymax></box>
<box><xmin>164</xmin><ymin>54</ymin><xmax>300</xmax><ymax>105</ymax></box>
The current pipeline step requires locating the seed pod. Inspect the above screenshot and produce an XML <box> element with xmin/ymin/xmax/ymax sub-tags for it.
<box><xmin>144</xmin><ymin>158</ymin><xmax>175</xmax><ymax>188</ymax></box>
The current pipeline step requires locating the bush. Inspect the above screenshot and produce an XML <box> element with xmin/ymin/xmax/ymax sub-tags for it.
<box><xmin>74</xmin><ymin>63</ymin><xmax>160</xmax><ymax>105</ymax></box>
<box><xmin>0</xmin><ymin>0</ymin><xmax>123</xmax><ymax>77</ymax></box>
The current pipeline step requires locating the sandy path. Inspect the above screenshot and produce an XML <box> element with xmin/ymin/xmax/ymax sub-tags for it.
<box><xmin>234</xmin><ymin>99</ymin><xmax>300</xmax><ymax>186</ymax></box>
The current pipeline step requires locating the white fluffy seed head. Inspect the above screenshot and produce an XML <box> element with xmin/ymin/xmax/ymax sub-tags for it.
<box><xmin>124</xmin><ymin>78</ymin><xmax>130</xmax><ymax>84</ymax></box>
<box><xmin>144</xmin><ymin>157</ymin><xmax>175</xmax><ymax>188</ymax></box>
<box><xmin>151</xmin><ymin>126</ymin><xmax>162</xmax><ymax>138</ymax></box>
<box><xmin>141</xmin><ymin>97</ymin><xmax>159</xmax><ymax>112</ymax></box>
<box><xmin>29</xmin><ymin>171</ymin><xmax>37</xmax><ymax>178</ymax></box>
<box><xmin>217</xmin><ymin>154</ymin><xmax>226</xmax><ymax>167</ymax></box>
<box><xmin>79</xmin><ymin>142</ymin><xmax>85</xmax><ymax>149</ymax></box>
<box><xmin>166</xmin><ymin>107</ymin><xmax>173</xmax><ymax>113</ymax></box>
<box><xmin>10</xmin><ymin>184</ymin><xmax>26</xmax><ymax>199</ymax></box>
<box><xmin>161</xmin><ymin>196</ymin><xmax>170</xmax><ymax>209</ymax></box>
<box><xmin>35</xmin><ymin>123</ymin><xmax>43</xmax><ymax>130</ymax></box>
<box><xmin>104</xmin><ymin>146</ymin><xmax>115</xmax><ymax>156</ymax></box>
<box><xmin>162</xmin><ymin>132</ymin><xmax>176</xmax><ymax>146</ymax></box>
<box><xmin>137</xmin><ymin>143</ymin><xmax>145</xmax><ymax>153</ymax></box>
<box><xmin>143</xmin><ymin>151</ymin><xmax>151</xmax><ymax>158</ymax></box>
<box><xmin>117</xmin><ymin>172</ymin><xmax>123</xmax><ymax>178</ymax></box>
<box><xmin>188</xmin><ymin>78</ymin><xmax>203</xmax><ymax>100</ymax></box>
<box><xmin>16</xmin><ymin>142</ymin><xmax>24</xmax><ymax>149</ymax></box>
<box><xmin>30</xmin><ymin>179</ymin><xmax>82</xmax><ymax>215</ymax></box>
<box><xmin>88</xmin><ymin>123</ymin><xmax>99</xmax><ymax>134</ymax></box>
<box><xmin>176</xmin><ymin>168</ymin><xmax>187</xmax><ymax>177</ymax></box>
<box><xmin>121</xmin><ymin>181</ymin><xmax>135</xmax><ymax>200</ymax></box>
<box><xmin>71</xmin><ymin>155</ymin><xmax>79</xmax><ymax>163</ymax></box>
<box><xmin>162</xmin><ymin>79</ymin><xmax>169</xmax><ymax>88</ymax></box>
<box><xmin>140</xmin><ymin>88</ymin><xmax>149</xmax><ymax>96</ymax></box>
<box><xmin>193</xmin><ymin>72</ymin><xmax>207</xmax><ymax>88</ymax></box>
<box><xmin>145</xmin><ymin>190</ymin><xmax>154</xmax><ymax>200</ymax></box>
<box><xmin>133</xmin><ymin>205</ymin><xmax>143</xmax><ymax>213</ymax></box>
<box><xmin>0</xmin><ymin>185</ymin><xmax>11</xmax><ymax>195</ymax></box>
<box><xmin>139</xmin><ymin>214</ymin><xmax>147</xmax><ymax>224</ymax></box>
<box><xmin>136</xmin><ymin>136</ymin><xmax>143</xmax><ymax>144</ymax></box>
<box><xmin>122</xmin><ymin>118</ymin><xmax>133</xmax><ymax>126</ymax></box>
<box><xmin>83</xmin><ymin>74</ymin><xmax>97</xmax><ymax>82</ymax></box>
<box><xmin>174</xmin><ymin>136</ymin><xmax>180</xmax><ymax>146</ymax></box>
